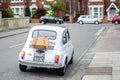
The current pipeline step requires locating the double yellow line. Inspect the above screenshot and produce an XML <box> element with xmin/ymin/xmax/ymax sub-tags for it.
<box><xmin>95</xmin><ymin>27</ymin><xmax>105</xmax><ymax>36</ymax></box>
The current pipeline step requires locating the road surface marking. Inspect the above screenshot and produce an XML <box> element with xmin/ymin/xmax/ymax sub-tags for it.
<box><xmin>95</xmin><ymin>27</ymin><xmax>105</xmax><ymax>36</ymax></box>
<box><xmin>9</xmin><ymin>43</ymin><xmax>24</xmax><ymax>48</ymax></box>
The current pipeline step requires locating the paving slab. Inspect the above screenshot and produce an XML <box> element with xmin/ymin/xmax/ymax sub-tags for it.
<box><xmin>82</xmin><ymin>75</ymin><xmax>111</xmax><ymax>80</ymax></box>
<box><xmin>90</xmin><ymin>26</ymin><xmax>120</xmax><ymax>52</ymax></box>
<box><xmin>112</xmin><ymin>75</ymin><xmax>120</xmax><ymax>80</ymax></box>
<box><xmin>0</xmin><ymin>27</ymin><xmax>30</xmax><ymax>39</ymax></box>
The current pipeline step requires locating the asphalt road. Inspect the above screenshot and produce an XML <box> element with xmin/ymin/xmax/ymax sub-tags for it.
<box><xmin>0</xmin><ymin>23</ymin><xmax>103</xmax><ymax>80</ymax></box>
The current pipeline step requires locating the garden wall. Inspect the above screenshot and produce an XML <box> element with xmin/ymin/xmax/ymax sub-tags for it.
<box><xmin>0</xmin><ymin>17</ymin><xmax>30</xmax><ymax>32</ymax></box>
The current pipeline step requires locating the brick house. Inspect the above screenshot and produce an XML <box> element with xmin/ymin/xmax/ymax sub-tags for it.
<box><xmin>0</xmin><ymin>0</ymin><xmax>80</xmax><ymax>20</ymax></box>
<box><xmin>0</xmin><ymin>0</ymin><xmax>8</xmax><ymax>10</ymax></box>
<box><xmin>87</xmin><ymin>0</ymin><xmax>120</xmax><ymax>21</ymax></box>
<box><xmin>105</xmin><ymin>0</ymin><xmax>120</xmax><ymax>21</ymax></box>
<box><xmin>1</xmin><ymin>0</ymin><xmax>120</xmax><ymax>22</ymax></box>
<box><xmin>0</xmin><ymin>0</ymin><xmax>36</xmax><ymax>17</ymax></box>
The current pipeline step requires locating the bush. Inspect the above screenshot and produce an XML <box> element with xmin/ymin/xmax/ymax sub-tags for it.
<box><xmin>45</xmin><ymin>12</ymin><xmax>57</xmax><ymax>17</ymax></box>
<box><xmin>32</xmin><ymin>10</ymin><xmax>39</xmax><ymax>18</ymax></box>
<box><xmin>2</xmin><ymin>9</ymin><xmax>14</xmax><ymax>18</ymax></box>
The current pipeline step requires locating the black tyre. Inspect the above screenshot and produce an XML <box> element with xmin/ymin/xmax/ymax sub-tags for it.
<box><xmin>56</xmin><ymin>21</ymin><xmax>60</xmax><ymax>24</ymax></box>
<box><xmin>79</xmin><ymin>21</ymin><xmax>83</xmax><ymax>24</ymax></box>
<box><xmin>114</xmin><ymin>21</ymin><xmax>118</xmax><ymax>25</ymax></box>
<box><xmin>19</xmin><ymin>64</ymin><xmax>27</xmax><ymax>72</ymax></box>
<box><xmin>40</xmin><ymin>21</ymin><xmax>45</xmax><ymax>24</ymax></box>
<box><xmin>58</xmin><ymin>59</ymin><xmax>67</xmax><ymax>76</ymax></box>
<box><xmin>69</xmin><ymin>51</ymin><xmax>74</xmax><ymax>64</ymax></box>
<box><xmin>94</xmin><ymin>21</ymin><xmax>99</xmax><ymax>24</ymax></box>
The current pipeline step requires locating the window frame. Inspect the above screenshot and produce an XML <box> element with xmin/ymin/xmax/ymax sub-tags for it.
<box><xmin>62</xmin><ymin>31</ymin><xmax>67</xmax><ymax>45</ymax></box>
<box><xmin>32</xmin><ymin>29</ymin><xmax>57</xmax><ymax>40</ymax></box>
<box><xmin>11</xmin><ymin>0</ymin><xmax>23</xmax><ymax>3</ymax></box>
<box><xmin>89</xmin><ymin>6</ymin><xmax>103</xmax><ymax>19</ymax></box>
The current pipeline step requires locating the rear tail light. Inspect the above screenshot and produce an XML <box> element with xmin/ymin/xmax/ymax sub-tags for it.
<box><xmin>21</xmin><ymin>51</ymin><xmax>25</xmax><ymax>59</ymax></box>
<box><xmin>55</xmin><ymin>55</ymin><xmax>59</xmax><ymax>64</ymax></box>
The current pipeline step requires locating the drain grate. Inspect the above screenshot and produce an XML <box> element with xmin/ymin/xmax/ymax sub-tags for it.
<box><xmin>86</xmin><ymin>67</ymin><xmax>112</xmax><ymax>75</ymax></box>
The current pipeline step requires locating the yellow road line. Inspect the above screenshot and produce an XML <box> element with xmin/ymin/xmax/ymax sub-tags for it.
<box><xmin>95</xmin><ymin>27</ymin><xmax>105</xmax><ymax>36</ymax></box>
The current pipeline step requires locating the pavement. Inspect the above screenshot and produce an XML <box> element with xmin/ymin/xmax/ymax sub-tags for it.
<box><xmin>81</xmin><ymin>25</ymin><xmax>120</xmax><ymax>80</ymax></box>
<box><xmin>0</xmin><ymin>23</ymin><xmax>120</xmax><ymax>80</ymax></box>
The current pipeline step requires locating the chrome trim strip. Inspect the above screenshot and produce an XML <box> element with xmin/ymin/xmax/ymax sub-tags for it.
<box><xmin>19</xmin><ymin>60</ymin><xmax>62</xmax><ymax>68</ymax></box>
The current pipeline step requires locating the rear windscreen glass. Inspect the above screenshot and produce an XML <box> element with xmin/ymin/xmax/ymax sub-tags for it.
<box><xmin>32</xmin><ymin>30</ymin><xmax>57</xmax><ymax>40</ymax></box>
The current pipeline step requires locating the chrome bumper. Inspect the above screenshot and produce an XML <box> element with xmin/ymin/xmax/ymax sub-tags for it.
<box><xmin>19</xmin><ymin>60</ymin><xmax>62</xmax><ymax>69</ymax></box>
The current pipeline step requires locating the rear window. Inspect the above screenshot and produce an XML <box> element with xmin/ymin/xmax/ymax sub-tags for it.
<box><xmin>81</xmin><ymin>15</ymin><xmax>87</xmax><ymax>18</ymax></box>
<box><xmin>32</xmin><ymin>30</ymin><xmax>57</xmax><ymax>40</ymax></box>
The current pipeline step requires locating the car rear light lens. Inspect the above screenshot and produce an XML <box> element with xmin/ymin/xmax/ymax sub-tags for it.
<box><xmin>21</xmin><ymin>51</ymin><xmax>25</xmax><ymax>59</ymax></box>
<box><xmin>55</xmin><ymin>55</ymin><xmax>59</xmax><ymax>64</ymax></box>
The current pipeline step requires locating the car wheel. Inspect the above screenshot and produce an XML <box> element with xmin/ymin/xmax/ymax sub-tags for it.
<box><xmin>58</xmin><ymin>59</ymin><xmax>67</xmax><ymax>76</ymax></box>
<box><xmin>94</xmin><ymin>21</ymin><xmax>99</xmax><ymax>24</ymax></box>
<box><xmin>114</xmin><ymin>21</ymin><xmax>118</xmax><ymax>25</ymax></box>
<box><xmin>56</xmin><ymin>21</ymin><xmax>60</xmax><ymax>24</ymax></box>
<box><xmin>69</xmin><ymin>51</ymin><xmax>74</xmax><ymax>64</ymax></box>
<box><xmin>79</xmin><ymin>21</ymin><xmax>83</xmax><ymax>24</ymax></box>
<box><xmin>19</xmin><ymin>64</ymin><xmax>27</xmax><ymax>72</ymax></box>
<box><xmin>40</xmin><ymin>21</ymin><xmax>45</xmax><ymax>24</ymax></box>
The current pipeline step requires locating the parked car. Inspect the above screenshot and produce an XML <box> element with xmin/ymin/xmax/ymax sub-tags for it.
<box><xmin>112</xmin><ymin>15</ymin><xmax>120</xmax><ymax>25</ymax></box>
<box><xmin>62</xmin><ymin>16</ymin><xmax>69</xmax><ymax>21</ymax></box>
<box><xmin>18</xmin><ymin>25</ymin><xmax>74</xmax><ymax>76</ymax></box>
<box><xmin>77</xmin><ymin>15</ymin><xmax>102</xmax><ymax>24</ymax></box>
<box><xmin>40</xmin><ymin>16</ymin><xmax>64</xmax><ymax>24</ymax></box>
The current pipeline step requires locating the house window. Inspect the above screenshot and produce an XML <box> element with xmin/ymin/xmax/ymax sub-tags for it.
<box><xmin>94</xmin><ymin>8</ymin><xmax>98</xmax><ymax>18</ymax></box>
<box><xmin>89</xmin><ymin>0</ymin><xmax>102</xmax><ymax>1</ymax></box>
<box><xmin>100</xmin><ymin>7</ymin><xmax>102</xmax><ymax>18</ymax></box>
<box><xmin>111</xmin><ymin>0</ymin><xmax>115</xmax><ymax>1</ymax></box>
<box><xmin>11</xmin><ymin>6</ymin><xmax>24</xmax><ymax>17</ymax></box>
<box><xmin>90</xmin><ymin>8</ymin><xmax>92</xmax><ymax>16</ymax></box>
<box><xmin>46</xmin><ymin>0</ymin><xmax>54</xmax><ymax>1</ymax></box>
<box><xmin>0</xmin><ymin>0</ymin><xmax>6</xmax><ymax>3</ymax></box>
<box><xmin>15</xmin><ymin>8</ymin><xmax>19</xmax><ymax>14</ymax></box>
<box><xmin>89</xmin><ymin>7</ymin><xmax>103</xmax><ymax>19</ymax></box>
<box><xmin>32</xmin><ymin>0</ymin><xmax>36</xmax><ymax>2</ymax></box>
<box><xmin>11</xmin><ymin>0</ymin><xmax>23</xmax><ymax>3</ymax></box>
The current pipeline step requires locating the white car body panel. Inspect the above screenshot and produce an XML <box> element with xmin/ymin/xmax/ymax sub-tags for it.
<box><xmin>77</xmin><ymin>15</ymin><xmax>102</xmax><ymax>24</ymax></box>
<box><xmin>18</xmin><ymin>25</ymin><xmax>74</xmax><ymax>69</ymax></box>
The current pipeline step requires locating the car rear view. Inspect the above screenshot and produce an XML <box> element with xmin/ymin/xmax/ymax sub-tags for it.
<box><xmin>19</xmin><ymin>27</ymin><xmax>59</xmax><ymax>67</ymax></box>
<box><xmin>18</xmin><ymin>25</ymin><xmax>74</xmax><ymax>76</ymax></box>
<box><xmin>40</xmin><ymin>16</ymin><xmax>64</xmax><ymax>24</ymax></box>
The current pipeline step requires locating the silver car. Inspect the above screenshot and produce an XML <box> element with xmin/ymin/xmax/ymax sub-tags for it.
<box><xmin>77</xmin><ymin>15</ymin><xmax>102</xmax><ymax>24</ymax></box>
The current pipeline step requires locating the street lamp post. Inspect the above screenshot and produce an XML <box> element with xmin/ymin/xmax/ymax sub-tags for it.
<box><xmin>69</xmin><ymin>0</ymin><xmax>72</xmax><ymax>23</ymax></box>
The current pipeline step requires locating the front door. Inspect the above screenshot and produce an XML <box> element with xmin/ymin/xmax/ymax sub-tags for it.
<box><xmin>110</xmin><ymin>8</ymin><xmax>116</xmax><ymax>20</ymax></box>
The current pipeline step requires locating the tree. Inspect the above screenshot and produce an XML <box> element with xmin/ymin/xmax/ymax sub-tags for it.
<box><xmin>37</xmin><ymin>8</ymin><xmax>46</xmax><ymax>17</ymax></box>
<box><xmin>25</xmin><ymin>5</ymin><xmax>31</xmax><ymax>17</ymax></box>
<box><xmin>118</xmin><ymin>9</ymin><xmax>120</xmax><ymax>16</ymax></box>
<box><xmin>44</xmin><ymin>0</ymin><xmax>66</xmax><ymax>13</ymax></box>
<box><xmin>2</xmin><ymin>9</ymin><xmax>14</xmax><ymax>18</ymax></box>
<box><xmin>32</xmin><ymin>8</ymin><xmax>46</xmax><ymax>18</ymax></box>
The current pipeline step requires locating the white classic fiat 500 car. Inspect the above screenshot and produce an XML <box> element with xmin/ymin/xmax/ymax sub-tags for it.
<box><xmin>18</xmin><ymin>25</ymin><xmax>74</xmax><ymax>76</ymax></box>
